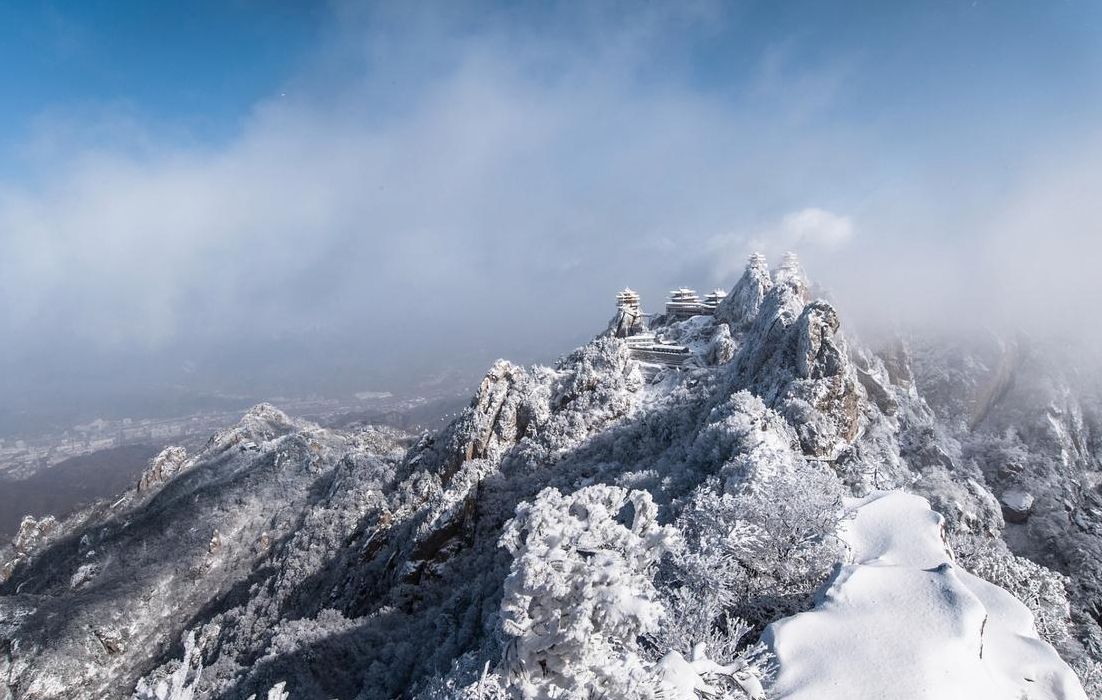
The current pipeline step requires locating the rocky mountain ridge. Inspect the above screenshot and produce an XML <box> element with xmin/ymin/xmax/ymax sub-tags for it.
<box><xmin>1</xmin><ymin>253</ymin><xmax>1099</xmax><ymax>699</ymax></box>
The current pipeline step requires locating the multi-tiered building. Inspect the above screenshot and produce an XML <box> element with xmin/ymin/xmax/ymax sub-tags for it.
<box><xmin>615</xmin><ymin>288</ymin><xmax>640</xmax><ymax>311</ymax></box>
<box><xmin>664</xmin><ymin>287</ymin><xmax>727</xmax><ymax>321</ymax></box>
<box><xmin>704</xmin><ymin>289</ymin><xmax>728</xmax><ymax>306</ymax></box>
<box><xmin>664</xmin><ymin>288</ymin><xmax>705</xmax><ymax>321</ymax></box>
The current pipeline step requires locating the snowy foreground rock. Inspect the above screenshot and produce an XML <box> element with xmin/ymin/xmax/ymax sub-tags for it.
<box><xmin>766</xmin><ymin>492</ymin><xmax>1086</xmax><ymax>700</ymax></box>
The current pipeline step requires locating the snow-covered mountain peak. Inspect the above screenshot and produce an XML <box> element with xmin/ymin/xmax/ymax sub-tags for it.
<box><xmin>716</xmin><ymin>252</ymin><xmax>774</xmax><ymax>332</ymax></box>
<box><xmin>2</xmin><ymin>255</ymin><xmax>1100</xmax><ymax>699</ymax></box>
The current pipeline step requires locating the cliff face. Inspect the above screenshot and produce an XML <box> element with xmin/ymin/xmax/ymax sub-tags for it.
<box><xmin>0</xmin><ymin>255</ymin><xmax>1099</xmax><ymax>699</ymax></box>
<box><xmin>136</xmin><ymin>446</ymin><xmax>189</xmax><ymax>494</ymax></box>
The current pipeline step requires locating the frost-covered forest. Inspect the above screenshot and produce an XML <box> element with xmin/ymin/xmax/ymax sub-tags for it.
<box><xmin>2</xmin><ymin>254</ymin><xmax>1100</xmax><ymax>699</ymax></box>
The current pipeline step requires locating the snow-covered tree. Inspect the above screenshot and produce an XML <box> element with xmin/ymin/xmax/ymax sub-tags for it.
<box><xmin>498</xmin><ymin>485</ymin><xmax>680</xmax><ymax>698</ymax></box>
<box><xmin>729</xmin><ymin>465</ymin><xmax>844</xmax><ymax>601</ymax></box>
<box><xmin>133</xmin><ymin>632</ymin><xmax>202</xmax><ymax>700</ymax></box>
<box><xmin>671</xmin><ymin>460</ymin><xmax>844</xmax><ymax>631</ymax></box>
<box><xmin>652</xmin><ymin>642</ymin><xmax>766</xmax><ymax>700</ymax></box>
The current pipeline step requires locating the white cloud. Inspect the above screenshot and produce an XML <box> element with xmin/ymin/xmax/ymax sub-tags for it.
<box><xmin>2</xmin><ymin>3</ymin><xmax>1101</xmax><ymax>402</ymax></box>
<box><xmin>0</xmin><ymin>8</ymin><xmax>866</xmax><ymax>367</ymax></box>
<box><xmin>778</xmin><ymin>208</ymin><xmax>854</xmax><ymax>249</ymax></box>
<box><xmin>704</xmin><ymin>208</ymin><xmax>854</xmax><ymax>285</ymax></box>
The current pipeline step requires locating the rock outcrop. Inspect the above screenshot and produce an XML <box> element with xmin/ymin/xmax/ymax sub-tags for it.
<box><xmin>724</xmin><ymin>255</ymin><xmax>862</xmax><ymax>458</ymax></box>
<box><xmin>136</xmin><ymin>446</ymin><xmax>189</xmax><ymax>493</ymax></box>
<box><xmin>1001</xmin><ymin>489</ymin><xmax>1035</xmax><ymax>524</ymax></box>
<box><xmin>606</xmin><ymin>304</ymin><xmax>646</xmax><ymax>339</ymax></box>
<box><xmin>715</xmin><ymin>252</ymin><xmax>773</xmax><ymax>332</ymax></box>
<box><xmin>0</xmin><ymin>516</ymin><xmax>59</xmax><ymax>583</ymax></box>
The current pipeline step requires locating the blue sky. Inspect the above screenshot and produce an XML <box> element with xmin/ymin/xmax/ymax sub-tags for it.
<box><xmin>0</xmin><ymin>1</ymin><xmax>325</xmax><ymax>163</ymax></box>
<box><xmin>3</xmin><ymin>1</ymin><xmax>1098</xmax><ymax>167</ymax></box>
<box><xmin>1</xmin><ymin>1</ymin><xmax>1101</xmax><ymax>407</ymax></box>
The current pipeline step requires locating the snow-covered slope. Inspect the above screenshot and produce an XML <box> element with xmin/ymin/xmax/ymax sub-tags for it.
<box><xmin>766</xmin><ymin>491</ymin><xmax>1086</xmax><ymax>699</ymax></box>
<box><xmin>0</xmin><ymin>406</ymin><xmax>410</xmax><ymax>699</ymax></box>
<box><xmin>1</xmin><ymin>253</ymin><xmax>1099</xmax><ymax>699</ymax></box>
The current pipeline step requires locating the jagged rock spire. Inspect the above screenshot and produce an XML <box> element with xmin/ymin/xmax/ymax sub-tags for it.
<box><xmin>607</xmin><ymin>287</ymin><xmax>646</xmax><ymax>338</ymax></box>
<box><xmin>721</xmin><ymin>251</ymin><xmax>861</xmax><ymax>458</ymax></box>
<box><xmin>746</xmin><ymin>251</ymin><xmax>809</xmax><ymax>339</ymax></box>
<box><xmin>715</xmin><ymin>252</ymin><xmax>773</xmax><ymax>332</ymax></box>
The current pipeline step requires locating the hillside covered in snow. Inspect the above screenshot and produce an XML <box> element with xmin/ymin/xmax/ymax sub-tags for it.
<box><xmin>1</xmin><ymin>253</ymin><xmax>1100</xmax><ymax>699</ymax></box>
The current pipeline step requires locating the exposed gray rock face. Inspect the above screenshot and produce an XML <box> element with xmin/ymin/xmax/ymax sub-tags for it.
<box><xmin>606</xmin><ymin>305</ymin><xmax>646</xmax><ymax>339</ymax></box>
<box><xmin>910</xmin><ymin>332</ymin><xmax>1020</xmax><ymax>431</ymax></box>
<box><xmin>0</xmin><ymin>516</ymin><xmax>60</xmax><ymax>584</ymax></box>
<box><xmin>1002</xmin><ymin>489</ymin><xmax>1035</xmax><ymax>523</ymax></box>
<box><xmin>136</xmin><ymin>447</ymin><xmax>189</xmax><ymax>493</ymax></box>
<box><xmin>437</xmin><ymin>360</ymin><xmax>532</xmax><ymax>482</ymax></box>
<box><xmin>705</xmin><ymin>323</ymin><xmax>736</xmax><ymax>365</ymax></box>
<box><xmin>10</xmin><ymin>517</ymin><xmax>59</xmax><ymax>559</ymax></box>
<box><xmin>850</xmin><ymin>345</ymin><xmax>899</xmax><ymax>416</ymax></box>
<box><xmin>879</xmin><ymin>336</ymin><xmax>917</xmax><ymax>390</ymax></box>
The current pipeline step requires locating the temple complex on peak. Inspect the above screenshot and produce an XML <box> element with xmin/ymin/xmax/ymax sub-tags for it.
<box><xmin>611</xmin><ymin>251</ymin><xmax>790</xmax><ymax>370</ymax></box>
<box><xmin>775</xmin><ymin>251</ymin><xmax>805</xmax><ymax>283</ymax></box>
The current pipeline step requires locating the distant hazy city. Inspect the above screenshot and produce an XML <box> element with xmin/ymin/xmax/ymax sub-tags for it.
<box><xmin>6</xmin><ymin>391</ymin><xmax>470</xmax><ymax>473</ymax></box>
<box><xmin>0</xmin><ymin>381</ymin><xmax>473</xmax><ymax>539</ymax></box>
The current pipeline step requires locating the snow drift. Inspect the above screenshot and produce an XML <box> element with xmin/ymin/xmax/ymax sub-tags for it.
<box><xmin>766</xmin><ymin>491</ymin><xmax>1086</xmax><ymax>700</ymax></box>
